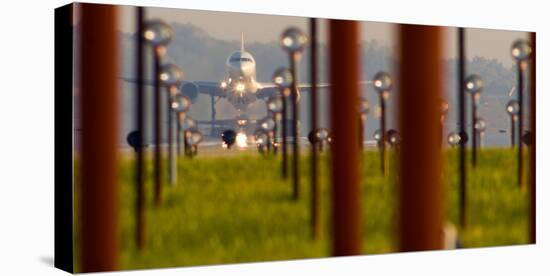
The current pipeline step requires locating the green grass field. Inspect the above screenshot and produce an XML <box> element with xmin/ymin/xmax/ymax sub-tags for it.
<box><xmin>107</xmin><ymin>148</ymin><xmax>529</xmax><ymax>270</ymax></box>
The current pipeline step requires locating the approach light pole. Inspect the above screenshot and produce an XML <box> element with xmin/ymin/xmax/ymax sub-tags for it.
<box><xmin>464</xmin><ymin>74</ymin><xmax>483</xmax><ymax>168</ymax></box>
<box><xmin>185</xmin><ymin>128</ymin><xmax>203</xmax><ymax>156</ymax></box>
<box><xmin>180</xmin><ymin>117</ymin><xmax>197</xmax><ymax>157</ymax></box>
<box><xmin>221</xmin><ymin>129</ymin><xmax>237</xmax><ymax>149</ymax></box>
<box><xmin>160</xmin><ymin>63</ymin><xmax>184</xmax><ymax>186</ymax></box>
<box><xmin>373</xmin><ymin>71</ymin><xmax>392</xmax><ymax>175</ymax></box>
<box><xmin>511</xmin><ymin>39</ymin><xmax>532</xmax><ymax>189</ymax></box>
<box><xmin>373</xmin><ymin>129</ymin><xmax>382</xmax><ymax>147</ymax></box>
<box><xmin>448</xmin><ymin>131</ymin><xmax>461</xmax><ymax>148</ymax></box>
<box><xmin>281</xmin><ymin>27</ymin><xmax>308</xmax><ymax>201</ymax></box>
<box><xmin>506</xmin><ymin>100</ymin><xmax>520</xmax><ymax>147</ymax></box>
<box><xmin>441</xmin><ymin>100</ymin><xmax>449</xmax><ymax>145</ymax></box>
<box><xmin>308</xmin><ymin>128</ymin><xmax>330</xmax><ymax>152</ymax></box>
<box><xmin>172</xmin><ymin>94</ymin><xmax>191</xmax><ymax>155</ymax></box>
<box><xmin>143</xmin><ymin>19</ymin><xmax>173</xmax><ymax>206</ymax></box>
<box><xmin>474</xmin><ymin>118</ymin><xmax>486</xmax><ymax>149</ymax></box>
<box><xmin>309</xmin><ymin>18</ymin><xmax>320</xmax><ymax>240</ymax></box>
<box><xmin>273</xmin><ymin>67</ymin><xmax>293</xmax><ymax>179</ymax></box>
<box><xmin>457</xmin><ymin>27</ymin><xmax>468</xmax><ymax>229</ymax></box>
<box><xmin>359</xmin><ymin>98</ymin><xmax>369</xmax><ymax>150</ymax></box>
<box><xmin>267</xmin><ymin>94</ymin><xmax>283</xmax><ymax>153</ymax></box>
<box><xmin>254</xmin><ymin>129</ymin><xmax>270</xmax><ymax>153</ymax></box>
<box><xmin>134</xmin><ymin>6</ymin><xmax>145</xmax><ymax>251</ymax></box>
<box><xmin>259</xmin><ymin>116</ymin><xmax>276</xmax><ymax>152</ymax></box>
<box><xmin>387</xmin><ymin>129</ymin><xmax>401</xmax><ymax>150</ymax></box>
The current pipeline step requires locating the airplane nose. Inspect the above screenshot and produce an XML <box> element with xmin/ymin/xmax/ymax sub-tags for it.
<box><xmin>240</xmin><ymin>63</ymin><xmax>253</xmax><ymax>75</ymax></box>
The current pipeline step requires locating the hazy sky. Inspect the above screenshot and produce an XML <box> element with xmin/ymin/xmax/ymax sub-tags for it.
<box><xmin>119</xmin><ymin>5</ymin><xmax>527</xmax><ymax>68</ymax></box>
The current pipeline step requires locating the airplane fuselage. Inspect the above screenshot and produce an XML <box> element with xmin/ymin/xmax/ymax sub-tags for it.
<box><xmin>219</xmin><ymin>50</ymin><xmax>261</xmax><ymax>113</ymax></box>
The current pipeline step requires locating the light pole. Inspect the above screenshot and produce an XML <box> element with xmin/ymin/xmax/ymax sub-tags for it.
<box><xmin>373</xmin><ymin>71</ymin><xmax>392</xmax><ymax>174</ymax></box>
<box><xmin>172</xmin><ymin>94</ymin><xmax>191</xmax><ymax>155</ymax></box>
<box><xmin>185</xmin><ymin>128</ymin><xmax>203</xmax><ymax>156</ymax></box>
<box><xmin>359</xmin><ymin>98</ymin><xmax>369</xmax><ymax>150</ymax></box>
<box><xmin>373</xmin><ymin>129</ymin><xmax>382</xmax><ymax>149</ymax></box>
<box><xmin>387</xmin><ymin>129</ymin><xmax>401</xmax><ymax>149</ymax></box>
<box><xmin>134</xmin><ymin>6</ymin><xmax>145</xmax><ymax>250</ymax></box>
<box><xmin>506</xmin><ymin>99</ymin><xmax>519</xmax><ymax>147</ymax></box>
<box><xmin>159</xmin><ymin>63</ymin><xmax>184</xmax><ymax>186</ymax></box>
<box><xmin>511</xmin><ymin>39</ymin><xmax>532</xmax><ymax>189</ymax></box>
<box><xmin>254</xmin><ymin>129</ymin><xmax>270</xmax><ymax>154</ymax></box>
<box><xmin>221</xmin><ymin>129</ymin><xmax>237</xmax><ymax>149</ymax></box>
<box><xmin>457</xmin><ymin>27</ymin><xmax>468</xmax><ymax>229</ymax></box>
<box><xmin>464</xmin><ymin>74</ymin><xmax>483</xmax><ymax>168</ymax></box>
<box><xmin>308</xmin><ymin>128</ymin><xmax>330</xmax><ymax>152</ymax></box>
<box><xmin>272</xmin><ymin>67</ymin><xmax>293</xmax><ymax>179</ymax></box>
<box><xmin>447</xmin><ymin>131</ymin><xmax>461</xmax><ymax>148</ymax></box>
<box><xmin>259</xmin><ymin>116</ymin><xmax>276</xmax><ymax>152</ymax></box>
<box><xmin>180</xmin><ymin>117</ymin><xmax>197</xmax><ymax>157</ymax></box>
<box><xmin>281</xmin><ymin>27</ymin><xmax>308</xmax><ymax>201</ymax></box>
<box><xmin>474</xmin><ymin>118</ymin><xmax>486</xmax><ymax>149</ymax></box>
<box><xmin>441</xmin><ymin>100</ymin><xmax>449</xmax><ymax>145</ymax></box>
<box><xmin>143</xmin><ymin>19</ymin><xmax>173</xmax><ymax>206</ymax></box>
<box><xmin>309</xmin><ymin>17</ymin><xmax>320</xmax><ymax>241</ymax></box>
<box><xmin>267</xmin><ymin>95</ymin><xmax>283</xmax><ymax>153</ymax></box>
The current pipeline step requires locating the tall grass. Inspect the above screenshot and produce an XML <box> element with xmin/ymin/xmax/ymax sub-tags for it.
<box><xmin>106</xmin><ymin>148</ymin><xmax>529</xmax><ymax>270</ymax></box>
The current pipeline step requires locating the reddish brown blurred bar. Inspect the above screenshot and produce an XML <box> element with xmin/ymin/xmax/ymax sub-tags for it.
<box><xmin>329</xmin><ymin>20</ymin><xmax>362</xmax><ymax>256</ymax></box>
<box><xmin>398</xmin><ymin>24</ymin><xmax>443</xmax><ymax>251</ymax></box>
<box><xmin>78</xmin><ymin>3</ymin><xmax>119</xmax><ymax>272</ymax></box>
<box><xmin>135</xmin><ymin>6</ymin><xmax>146</xmax><ymax>250</ymax></box>
<box><xmin>529</xmin><ymin>32</ymin><xmax>536</xmax><ymax>244</ymax></box>
<box><xmin>54</xmin><ymin>4</ymin><xmax>75</xmax><ymax>272</ymax></box>
<box><xmin>309</xmin><ymin>18</ymin><xmax>320</xmax><ymax>240</ymax></box>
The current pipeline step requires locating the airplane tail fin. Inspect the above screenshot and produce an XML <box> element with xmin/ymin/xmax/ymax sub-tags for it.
<box><xmin>241</xmin><ymin>32</ymin><xmax>244</xmax><ymax>51</ymax></box>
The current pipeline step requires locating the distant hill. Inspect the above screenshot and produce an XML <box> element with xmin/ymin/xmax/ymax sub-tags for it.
<box><xmin>117</xmin><ymin>23</ymin><xmax>527</xmax><ymax>146</ymax></box>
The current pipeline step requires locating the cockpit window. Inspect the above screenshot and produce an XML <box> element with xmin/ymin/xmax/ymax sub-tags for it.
<box><xmin>230</xmin><ymin>57</ymin><xmax>253</xmax><ymax>62</ymax></box>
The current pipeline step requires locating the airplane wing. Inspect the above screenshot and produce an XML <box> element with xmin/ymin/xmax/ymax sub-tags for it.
<box><xmin>197</xmin><ymin>118</ymin><xmax>261</xmax><ymax>125</ymax></box>
<box><xmin>190</xmin><ymin>81</ymin><xmax>225</xmax><ymax>97</ymax></box>
<box><xmin>255</xmin><ymin>81</ymin><xmax>370</xmax><ymax>99</ymax></box>
<box><xmin>121</xmin><ymin>77</ymin><xmax>224</xmax><ymax>97</ymax></box>
<box><xmin>196</xmin><ymin>119</ymin><xmax>238</xmax><ymax>126</ymax></box>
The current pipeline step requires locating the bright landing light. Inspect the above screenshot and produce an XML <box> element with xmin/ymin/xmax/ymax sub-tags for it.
<box><xmin>236</xmin><ymin>132</ymin><xmax>248</xmax><ymax>148</ymax></box>
<box><xmin>236</xmin><ymin>83</ymin><xmax>245</xmax><ymax>92</ymax></box>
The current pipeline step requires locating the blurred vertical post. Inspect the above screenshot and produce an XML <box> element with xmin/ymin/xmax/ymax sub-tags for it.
<box><xmin>290</xmin><ymin>55</ymin><xmax>300</xmax><ymax>200</ymax></box>
<box><xmin>398</xmin><ymin>24</ymin><xmax>443</xmax><ymax>251</ymax></box>
<box><xmin>510</xmin><ymin>116</ymin><xmax>516</xmax><ymax>147</ymax></box>
<box><xmin>359</xmin><ymin>118</ymin><xmax>364</xmax><ymax>150</ymax></box>
<box><xmin>153</xmin><ymin>45</ymin><xmax>162</xmax><ymax>205</ymax></box>
<box><xmin>309</xmin><ymin>18</ymin><xmax>320</xmax><ymax>240</ymax></box>
<box><xmin>211</xmin><ymin>93</ymin><xmax>216</xmax><ymax>136</ymax></box>
<box><xmin>134</xmin><ymin>6</ymin><xmax>145</xmax><ymax>250</ymax></box>
<box><xmin>166</xmin><ymin>92</ymin><xmax>176</xmax><ymax>185</ymax></box>
<box><xmin>529</xmin><ymin>32</ymin><xmax>536</xmax><ymax>244</ymax></box>
<box><xmin>168</xmin><ymin>89</ymin><xmax>175</xmax><ymax>185</ymax></box>
<box><xmin>79</xmin><ymin>3</ymin><xmax>119</xmax><ymax>272</ymax></box>
<box><xmin>471</xmin><ymin>92</ymin><xmax>477</xmax><ymax>167</ymax></box>
<box><xmin>329</xmin><ymin>20</ymin><xmax>361</xmax><ymax>255</ymax></box>
<box><xmin>176</xmin><ymin>113</ymin><xmax>182</xmax><ymax>155</ymax></box>
<box><xmin>380</xmin><ymin>92</ymin><xmax>386</xmax><ymax>173</ymax></box>
<box><xmin>458</xmin><ymin>28</ymin><xmax>467</xmax><ymax>229</ymax></box>
<box><xmin>517</xmin><ymin>59</ymin><xmax>524</xmax><ymax>190</ymax></box>
<box><xmin>281</xmin><ymin>93</ymin><xmax>288</xmax><ymax>179</ymax></box>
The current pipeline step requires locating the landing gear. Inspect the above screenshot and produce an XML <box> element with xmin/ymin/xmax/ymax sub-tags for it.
<box><xmin>210</xmin><ymin>93</ymin><xmax>218</xmax><ymax>137</ymax></box>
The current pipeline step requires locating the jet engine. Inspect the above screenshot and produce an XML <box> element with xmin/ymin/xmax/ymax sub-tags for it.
<box><xmin>181</xmin><ymin>82</ymin><xmax>199</xmax><ymax>103</ymax></box>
